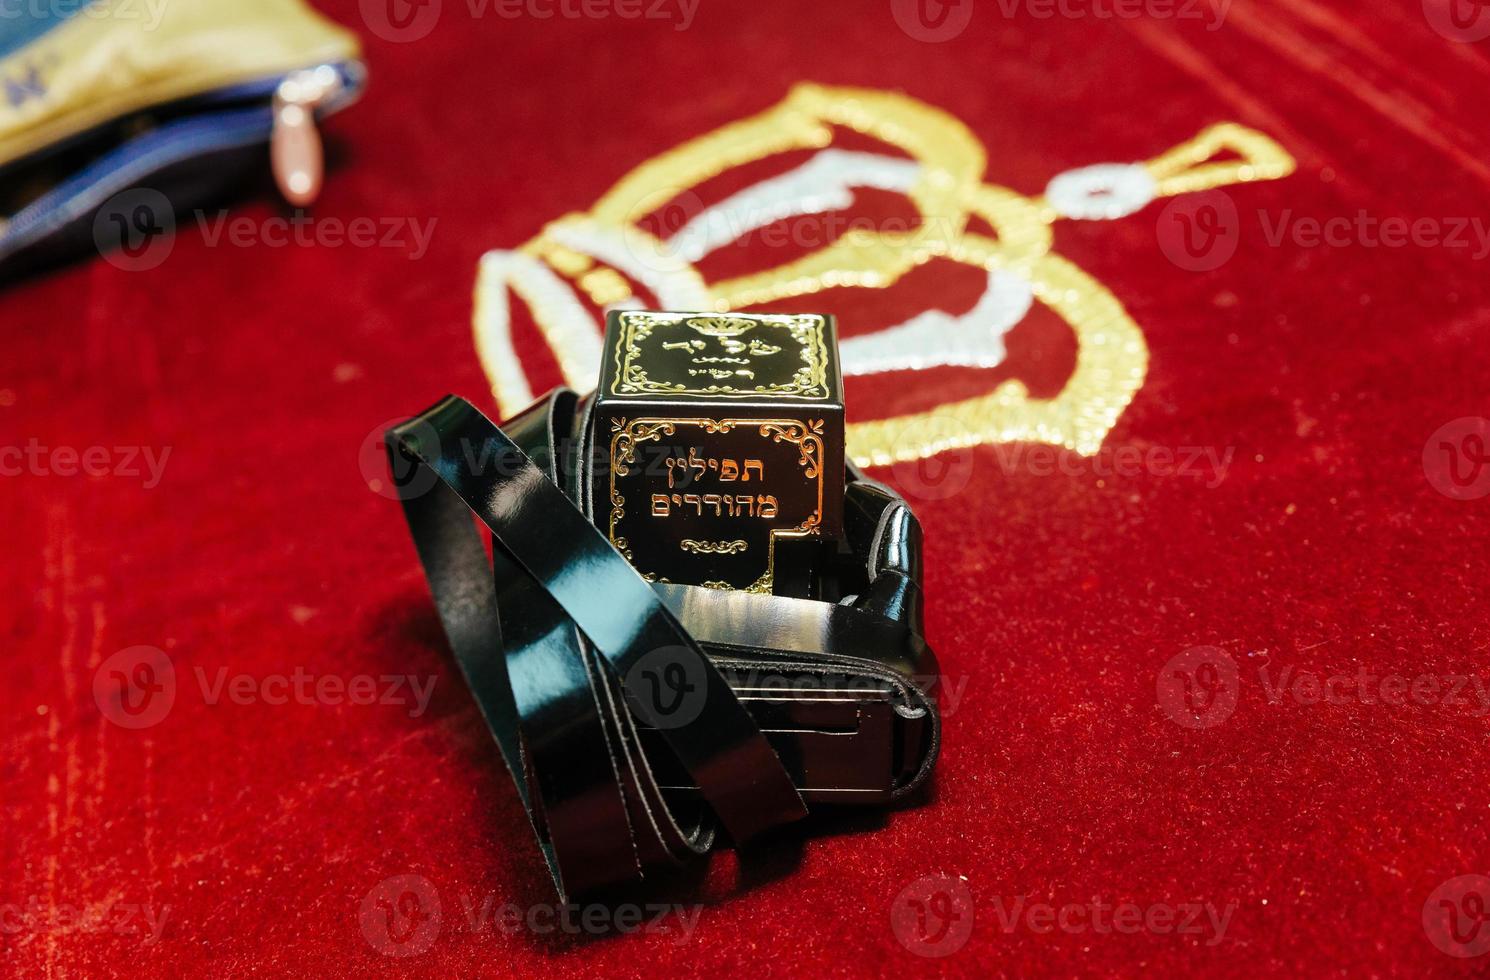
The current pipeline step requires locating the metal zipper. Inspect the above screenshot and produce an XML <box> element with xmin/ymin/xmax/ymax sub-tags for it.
<box><xmin>270</xmin><ymin>64</ymin><xmax>347</xmax><ymax>207</ymax></box>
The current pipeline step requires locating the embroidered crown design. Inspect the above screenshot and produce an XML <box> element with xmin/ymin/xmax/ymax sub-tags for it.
<box><xmin>474</xmin><ymin>83</ymin><xmax>1296</xmax><ymax>465</ymax></box>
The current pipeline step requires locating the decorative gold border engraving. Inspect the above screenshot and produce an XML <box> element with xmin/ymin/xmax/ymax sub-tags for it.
<box><xmin>611</xmin><ymin>312</ymin><xmax>831</xmax><ymax>399</ymax></box>
<box><xmin>680</xmin><ymin>539</ymin><xmax>749</xmax><ymax>554</ymax></box>
<box><xmin>609</xmin><ymin>416</ymin><xmax>826</xmax><ymax>593</ymax></box>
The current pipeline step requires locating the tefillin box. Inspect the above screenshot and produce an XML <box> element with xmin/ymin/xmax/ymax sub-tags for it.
<box><xmin>592</xmin><ymin>311</ymin><xmax>845</xmax><ymax>594</ymax></box>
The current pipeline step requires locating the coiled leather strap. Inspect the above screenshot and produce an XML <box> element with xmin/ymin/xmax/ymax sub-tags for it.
<box><xmin>387</xmin><ymin>394</ymin><xmax>806</xmax><ymax>900</ymax></box>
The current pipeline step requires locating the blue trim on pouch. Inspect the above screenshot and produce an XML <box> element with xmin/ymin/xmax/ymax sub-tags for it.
<box><xmin>0</xmin><ymin>0</ymin><xmax>84</xmax><ymax>60</ymax></box>
<box><xmin>0</xmin><ymin>59</ymin><xmax>364</xmax><ymax>264</ymax></box>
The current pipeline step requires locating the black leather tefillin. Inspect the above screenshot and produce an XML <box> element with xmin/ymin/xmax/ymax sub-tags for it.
<box><xmin>386</xmin><ymin>311</ymin><xmax>941</xmax><ymax>900</ymax></box>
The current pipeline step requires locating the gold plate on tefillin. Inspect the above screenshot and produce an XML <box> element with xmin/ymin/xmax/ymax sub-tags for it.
<box><xmin>609</xmin><ymin>312</ymin><xmax>832</xmax><ymax>400</ymax></box>
<box><xmin>608</xmin><ymin>417</ymin><xmax>827</xmax><ymax>593</ymax></box>
<box><xmin>594</xmin><ymin>311</ymin><xmax>845</xmax><ymax>593</ymax></box>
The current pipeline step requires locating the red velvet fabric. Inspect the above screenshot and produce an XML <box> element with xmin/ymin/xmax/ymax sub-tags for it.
<box><xmin>4</xmin><ymin>0</ymin><xmax>1490</xmax><ymax>975</ymax></box>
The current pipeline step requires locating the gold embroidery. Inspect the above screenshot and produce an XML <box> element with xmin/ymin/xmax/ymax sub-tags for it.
<box><xmin>542</xmin><ymin>244</ymin><xmax>592</xmax><ymax>277</ymax></box>
<box><xmin>578</xmin><ymin>267</ymin><xmax>632</xmax><ymax>307</ymax></box>
<box><xmin>476</xmin><ymin>84</ymin><xmax>1295</xmax><ymax>465</ymax></box>
<box><xmin>1142</xmin><ymin>122</ymin><xmax>1297</xmax><ymax>198</ymax></box>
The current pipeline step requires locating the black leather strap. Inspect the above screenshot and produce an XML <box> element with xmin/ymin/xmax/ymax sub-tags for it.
<box><xmin>387</xmin><ymin>394</ymin><xmax>806</xmax><ymax>900</ymax></box>
<box><xmin>388</xmin><ymin>391</ymin><xmax>943</xmax><ymax>898</ymax></box>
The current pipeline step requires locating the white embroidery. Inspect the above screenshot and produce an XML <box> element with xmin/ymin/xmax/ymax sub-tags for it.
<box><xmin>670</xmin><ymin>149</ymin><xmax>921</xmax><ymax>262</ymax></box>
<box><xmin>840</xmin><ymin>269</ymin><xmax>1033</xmax><ymax>375</ymax></box>
<box><xmin>478</xmin><ymin>151</ymin><xmax>1158</xmax><ymax>415</ymax></box>
<box><xmin>474</xmin><ymin>250</ymin><xmax>598</xmax><ymax>407</ymax></box>
<box><xmin>1045</xmin><ymin>163</ymin><xmax>1156</xmax><ymax>221</ymax></box>
<box><xmin>668</xmin><ymin>149</ymin><xmax>1034</xmax><ymax>376</ymax></box>
<box><xmin>548</xmin><ymin>217</ymin><xmax>711</xmax><ymax>310</ymax></box>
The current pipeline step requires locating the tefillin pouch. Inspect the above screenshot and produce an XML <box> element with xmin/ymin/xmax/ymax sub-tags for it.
<box><xmin>386</xmin><ymin>310</ymin><xmax>941</xmax><ymax>900</ymax></box>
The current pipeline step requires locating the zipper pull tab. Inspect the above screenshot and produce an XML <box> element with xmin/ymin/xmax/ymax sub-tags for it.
<box><xmin>271</xmin><ymin>66</ymin><xmax>343</xmax><ymax>207</ymax></box>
